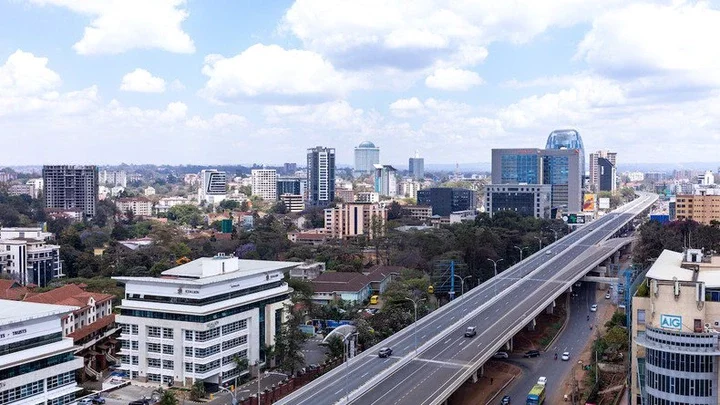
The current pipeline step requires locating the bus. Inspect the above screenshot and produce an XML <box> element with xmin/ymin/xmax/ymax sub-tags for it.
<box><xmin>526</xmin><ymin>383</ymin><xmax>546</xmax><ymax>404</ymax></box>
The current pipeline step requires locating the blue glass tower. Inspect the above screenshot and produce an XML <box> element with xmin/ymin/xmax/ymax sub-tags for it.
<box><xmin>545</xmin><ymin>129</ymin><xmax>585</xmax><ymax>181</ymax></box>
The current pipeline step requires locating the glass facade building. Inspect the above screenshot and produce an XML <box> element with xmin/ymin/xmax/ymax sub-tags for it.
<box><xmin>354</xmin><ymin>141</ymin><xmax>380</xmax><ymax>175</ymax></box>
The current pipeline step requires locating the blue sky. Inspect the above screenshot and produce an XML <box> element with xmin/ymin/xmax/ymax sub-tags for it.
<box><xmin>1</xmin><ymin>0</ymin><xmax>719</xmax><ymax>167</ymax></box>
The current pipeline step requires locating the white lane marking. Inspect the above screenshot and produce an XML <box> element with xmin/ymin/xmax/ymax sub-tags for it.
<box><xmin>444</xmin><ymin>338</ymin><xmax>451</xmax><ymax>344</ymax></box>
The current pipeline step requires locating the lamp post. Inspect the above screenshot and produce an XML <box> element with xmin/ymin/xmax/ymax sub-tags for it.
<box><xmin>547</xmin><ymin>228</ymin><xmax>559</xmax><ymax>242</ymax></box>
<box><xmin>534</xmin><ymin>236</ymin><xmax>543</xmax><ymax>251</ymax></box>
<box><xmin>256</xmin><ymin>360</ymin><xmax>262</xmax><ymax>403</ymax></box>
<box><xmin>513</xmin><ymin>245</ymin><xmax>528</xmax><ymax>262</ymax></box>
<box><xmin>342</xmin><ymin>331</ymin><xmax>359</xmax><ymax>402</ymax></box>
<box><xmin>401</xmin><ymin>297</ymin><xmax>426</xmax><ymax>351</ymax></box>
<box><xmin>487</xmin><ymin>258</ymin><xmax>503</xmax><ymax>296</ymax></box>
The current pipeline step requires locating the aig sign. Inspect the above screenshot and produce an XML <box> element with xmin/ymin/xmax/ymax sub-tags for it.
<box><xmin>660</xmin><ymin>314</ymin><xmax>682</xmax><ymax>331</ymax></box>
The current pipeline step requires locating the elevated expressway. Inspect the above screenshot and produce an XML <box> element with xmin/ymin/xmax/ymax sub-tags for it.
<box><xmin>278</xmin><ymin>193</ymin><xmax>657</xmax><ymax>405</ymax></box>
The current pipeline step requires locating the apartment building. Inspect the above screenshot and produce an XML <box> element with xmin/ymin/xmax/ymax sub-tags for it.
<box><xmin>324</xmin><ymin>203</ymin><xmax>387</xmax><ymax>240</ymax></box>
<box><xmin>43</xmin><ymin>165</ymin><xmax>98</xmax><ymax>218</ymax></box>
<box><xmin>116</xmin><ymin>197</ymin><xmax>154</xmax><ymax>218</ymax></box>
<box><xmin>250</xmin><ymin>169</ymin><xmax>278</xmax><ymax>201</ymax></box>
<box><xmin>0</xmin><ymin>230</ymin><xmax>63</xmax><ymax>287</ymax></box>
<box><xmin>114</xmin><ymin>255</ymin><xmax>298</xmax><ymax>386</ymax></box>
<box><xmin>0</xmin><ymin>300</ymin><xmax>84</xmax><ymax>405</ymax></box>
<box><xmin>279</xmin><ymin>194</ymin><xmax>304</xmax><ymax>213</ymax></box>
<box><xmin>198</xmin><ymin>170</ymin><xmax>227</xmax><ymax>205</ymax></box>
<box><xmin>401</xmin><ymin>205</ymin><xmax>433</xmax><ymax>221</ymax></box>
<box><xmin>675</xmin><ymin>193</ymin><xmax>720</xmax><ymax>224</ymax></box>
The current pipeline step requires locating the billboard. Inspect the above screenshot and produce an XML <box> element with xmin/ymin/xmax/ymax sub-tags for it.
<box><xmin>583</xmin><ymin>194</ymin><xmax>596</xmax><ymax>212</ymax></box>
<box><xmin>599</xmin><ymin>197</ymin><xmax>610</xmax><ymax>210</ymax></box>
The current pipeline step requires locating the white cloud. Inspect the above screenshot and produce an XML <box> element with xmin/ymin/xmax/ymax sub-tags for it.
<box><xmin>264</xmin><ymin>101</ymin><xmax>368</xmax><ymax>131</ymax></box>
<box><xmin>0</xmin><ymin>50</ymin><xmax>61</xmax><ymax>96</ymax></box>
<box><xmin>27</xmin><ymin>0</ymin><xmax>195</xmax><ymax>55</ymax></box>
<box><xmin>169</xmin><ymin>79</ymin><xmax>186</xmax><ymax>91</ymax></box>
<box><xmin>389</xmin><ymin>97</ymin><xmax>425</xmax><ymax>116</ymax></box>
<box><xmin>186</xmin><ymin>113</ymin><xmax>248</xmax><ymax>131</ymax></box>
<box><xmin>120</xmin><ymin>69</ymin><xmax>167</xmax><ymax>93</ymax></box>
<box><xmin>425</xmin><ymin>68</ymin><xmax>483</xmax><ymax>91</ymax></box>
<box><xmin>200</xmin><ymin>44</ymin><xmax>360</xmax><ymax>104</ymax></box>
<box><xmin>577</xmin><ymin>2</ymin><xmax>720</xmax><ymax>89</ymax></box>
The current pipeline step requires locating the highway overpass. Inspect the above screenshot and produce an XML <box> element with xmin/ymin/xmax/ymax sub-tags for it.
<box><xmin>277</xmin><ymin>193</ymin><xmax>657</xmax><ymax>405</ymax></box>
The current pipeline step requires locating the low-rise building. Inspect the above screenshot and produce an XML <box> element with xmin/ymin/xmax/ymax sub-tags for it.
<box><xmin>324</xmin><ymin>203</ymin><xmax>387</xmax><ymax>240</ymax></box>
<box><xmin>144</xmin><ymin>186</ymin><xmax>156</xmax><ymax>196</ymax></box>
<box><xmin>401</xmin><ymin>205</ymin><xmax>433</xmax><ymax>221</ymax></box>
<box><xmin>484</xmin><ymin>184</ymin><xmax>552</xmax><ymax>219</ymax></box>
<box><xmin>155</xmin><ymin>196</ymin><xmax>192</xmax><ymax>214</ymax></box>
<box><xmin>0</xmin><ymin>300</ymin><xmax>84</xmax><ymax>405</ymax></box>
<box><xmin>310</xmin><ymin>265</ymin><xmax>398</xmax><ymax>305</ymax></box>
<box><xmin>279</xmin><ymin>194</ymin><xmax>304</xmax><ymax>213</ymax></box>
<box><xmin>114</xmin><ymin>255</ymin><xmax>298</xmax><ymax>386</ymax></box>
<box><xmin>116</xmin><ymin>197</ymin><xmax>154</xmax><ymax>218</ymax></box>
<box><xmin>287</xmin><ymin>230</ymin><xmax>328</xmax><ymax>246</ymax></box>
<box><xmin>288</xmin><ymin>261</ymin><xmax>326</xmax><ymax>280</ymax></box>
<box><xmin>355</xmin><ymin>192</ymin><xmax>379</xmax><ymax>203</ymax></box>
<box><xmin>335</xmin><ymin>189</ymin><xmax>355</xmax><ymax>203</ymax></box>
<box><xmin>631</xmin><ymin>249</ymin><xmax>720</xmax><ymax>405</ymax></box>
<box><xmin>675</xmin><ymin>193</ymin><xmax>720</xmax><ymax>224</ymax></box>
<box><xmin>0</xmin><ymin>227</ymin><xmax>53</xmax><ymax>241</ymax></box>
<box><xmin>449</xmin><ymin>210</ymin><xmax>477</xmax><ymax>223</ymax></box>
<box><xmin>8</xmin><ymin>184</ymin><xmax>38</xmax><ymax>198</ymax></box>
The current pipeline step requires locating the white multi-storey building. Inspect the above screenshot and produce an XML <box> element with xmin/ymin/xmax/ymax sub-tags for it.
<box><xmin>198</xmin><ymin>170</ymin><xmax>227</xmax><ymax>205</ymax></box>
<box><xmin>155</xmin><ymin>197</ymin><xmax>192</xmax><ymax>215</ymax></box>
<box><xmin>0</xmin><ymin>300</ymin><xmax>83</xmax><ymax>405</ymax></box>
<box><xmin>116</xmin><ymin>197</ymin><xmax>154</xmax><ymax>218</ymax></box>
<box><xmin>114</xmin><ymin>255</ymin><xmax>298</xmax><ymax>386</ymax></box>
<box><xmin>250</xmin><ymin>169</ymin><xmax>278</xmax><ymax>201</ymax></box>
<box><xmin>0</xmin><ymin>228</ymin><xmax>63</xmax><ymax>287</ymax></box>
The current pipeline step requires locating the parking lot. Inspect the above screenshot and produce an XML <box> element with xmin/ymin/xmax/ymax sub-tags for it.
<box><xmin>98</xmin><ymin>384</ymin><xmax>159</xmax><ymax>405</ymax></box>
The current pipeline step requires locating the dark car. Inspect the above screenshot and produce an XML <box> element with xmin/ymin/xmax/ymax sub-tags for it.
<box><xmin>378</xmin><ymin>347</ymin><xmax>393</xmax><ymax>358</ymax></box>
<box><xmin>91</xmin><ymin>395</ymin><xmax>106</xmax><ymax>405</ymax></box>
<box><xmin>464</xmin><ymin>326</ymin><xmax>477</xmax><ymax>337</ymax></box>
<box><xmin>128</xmin><ymin>399</ymin><xmax>151</xmax><ymax>405</ymax></box>
<box><xmin>523</xmin><ymin>350</ymin><xmax>541</xmax><ymax>358</ymax></box>
<box><xmin>500</xmin><ymin>395</ymin><xmax>511</xmax><ymax>404</ymax></box>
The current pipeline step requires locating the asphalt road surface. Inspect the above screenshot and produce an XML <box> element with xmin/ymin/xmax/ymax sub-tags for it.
<box><xmin>278</xmin><ymin>193</ymin><xmax>656</xmax><ymax>405</ymax></box>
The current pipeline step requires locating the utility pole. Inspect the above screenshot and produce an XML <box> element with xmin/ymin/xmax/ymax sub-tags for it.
<box><xmin>513</xmin><ymin>245</ymin><xmax>528</xmax><ymax>262</ymax></box>
<box><xmin>534</xmin><ymin>236</ymin><xmax>542</xmax><ymax>251</ymax></box>
<box><xmin>487</xmin><ymin>258</ymin><xmax>503</xmax><ymax>297</ymax></box>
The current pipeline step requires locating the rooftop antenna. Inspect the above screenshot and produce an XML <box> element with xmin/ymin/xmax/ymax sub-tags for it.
<box><xmin>415</xmin><ymin>150</ymin><xmax>420</xmax><ymax>159</ymax></box>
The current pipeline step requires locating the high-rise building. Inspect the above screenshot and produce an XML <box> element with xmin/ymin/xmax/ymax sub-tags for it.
<box><xmin>598</xmin><ymin>157</ymin><xmax>617</xmax><ymax>192</ymax></box>
<box><xmin>631</xmin><ymin>249</ymin><xmax>720</xmax><ymax>405</ymax></box>
<box><xmin>324</xmin><ymin>203</ymin><xmax>387</xmax><ymax>240</ymax></box>
<box><xmin>0</xmin><ymin>227</ymin><xmax>63</xmax><ymax>286</ymax></box>
<box><xmin>43</xmin><ymin>165</ymin><xmax>98</xmax><ymax>218</ymax></box>
<box><xmin>99</xmin><ymin>170</ymin><xmax>127</xmax><ymax>187</ymax></box>
<box><xmin>307</xmin><ymin>146</ymin><xmax>336</xmax><ymax>206</ymax></box>
<box><xmin>373</xmin><ymin>164</ymin><xmax>398</xmax><ymax>197</ymax></box>
<box><xmin>0</xmin><ymin>300</ymin><xmax>83</xmax><ymax>405</ymax></box>
<box><xmin>198</xmin><ymin>169</ymin><xmax>227</xmax><ymax>204</ymax></box>
<box><xmin>545</xmin><ymin>129</ymin><xmax>585</xmax><ymax>180</ymax></box>
<box><xmin>251</xmin><ymin>169</ymin><xmax>278</xmax><ymax>201</ymax></box>
<box><xmin>276</xmin><ymin>176</ymin><xmax>303</xmax><ymax>198</ymax></box>
<box><xmin>353</xmin><ymin>141</ymin><xmax>380</xmax><ymax>175</ymax></box>
<box><xmin>491</xmin><ymin>148</ymin><xmax>583</xmax><ymax>213</ymax></box>
<box><xmin>114</xmin><ymin>255</ymin><xmax>297</xmax><ymax>386</ymax></box>
<box><xmin>409</xmin><ymin>151</ymin><xmax>425</xmax><ymax>180</ymax></box>
<box><xmin>484</xmin><ymin>184</ymin><xmax>552</xmax><ymax>219</ymax></box>
<box><xmin>589</xmin><ymin>150</ymin><xmax>617</xmax><ymax>192</ymax></box>
<box><xmin>417</xmin><ymin>188</ymin><xmax>477</xmax><ymax>217</ymax></box>
<box><xmin>283</xmin><ymin>163</ymin><xmax>298</xmax><ymax>175</ymax></box>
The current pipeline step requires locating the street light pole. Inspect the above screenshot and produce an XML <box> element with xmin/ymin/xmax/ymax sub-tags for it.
<box><xmin>256</xmin><ymin>360</ymin><xmax>261</xmax><ymax>403</ymax></box>
<box><xmin>513</xmin><ymin>245</ymin><xmax>528</xmax><ymax>262</ymax></box>
<box><xmin>402</xmin><ymin>297</ymin><xmax>426</xmax><ymax>351</ymax></box>
<box><xmin>534</xmin><ymin>236</ymin><xmax>542</xmax><ymax>251</ymax></box>
<box><xmin>548</xmin><ymin>228</ymin><xmax>559</xmax><ymax>242</ymax></box>
<box><xmin>487</xmin><ymin>258</ymin><xmax>503</xmax><ymax>296</ymax></box>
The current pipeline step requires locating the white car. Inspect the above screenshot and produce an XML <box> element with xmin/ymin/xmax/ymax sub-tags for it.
<box><xmin>561</xmin><ymin>352</ymin><xmax>570</xmax><ymax>361</ymax></box>
<box><xmin>605</xmin><ymin>293</ymin><xmax>611</xmax><ymax>299</ymax></box>
<box><xmin>590</xmin><ymin>304</ymin><xmax>598</xmax><ymax>312</ymax></box>
<box><xmin>537</xmin><ymin>376</ymin><xmax>547</xmax><ymax>386</ymax></box>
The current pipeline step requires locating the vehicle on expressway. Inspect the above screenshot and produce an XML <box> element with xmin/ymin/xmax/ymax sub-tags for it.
<box><xmin>493</xmin><ymin>352</ymin><xmax>509</xmax><ymax>359</ymax></box>
<box><xmin>537</xmin><ymin>376</ymin><xmax>547</xmax><ymax>385</ymax></box>
<box><xmin>500</xmin><ymin>395</ymin><xmax>511</xmax><ymax>404</ymax></box>
<box><xmin>523</xmin><ymin>350</ymin><xmax>540</xmax><ymax>358</ymax></box>
<box><xmin>526</xmin><ymin>383</ymin><xmax>546</xmax><ymax>404</ymax></box>
<box><xmin>561</xmin><ymin>351</ymin><xmax>570</xmax><ymax>361</ymax></box>
<box><xmin>464</xmin><ymin>326</ymin><xmax>477</xmax><ymax>337</ymax></box>
<box><xmin>590</xmin><ymin>304</ymin><xmax>598</xmax><ymax>312</ymax></box>
<box><xmin>378</xmin><ymin>347</ymin><xmax>392</xmax><ymax>358</ymax></box>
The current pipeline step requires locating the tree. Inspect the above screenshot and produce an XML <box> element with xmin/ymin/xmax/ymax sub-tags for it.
<box><xmin>220</xmin><ymin>200</ymin><xmax>240</xmax><ymax>211</ymax></box>
<box><xmin>167</xmin><ymin>204</ymin><xmax>203</xmax><ymax>226</ymax></box>
<box><xmin>287</xmin><ymin>278</ymin><xmax>314</xmax><ymax>304</ymax></box>
<box><xmin>272</xmin><ymin>201</ymin><xmax>288</xmax><ymax>214</ymax></box>
<box><xmin>302</xmin><ymin>206</ymin><xmax>325</xmax><ymax>229</ymax></box>
<box><xmin>157</xmin><ymin>389</ymin><xmax>178</xmax><ymax>405</ymax></box>
<box><xmin>326</xmin><ymin>334</ymin><xmax>345</xmax><ymax>360</ymax></box>
<box><xmin>189</xmin><ymin>381</ymin><xmax>206</xmax><ymax>401</ymax></box>
<box><xmin>387</xmin><ymin>201</ymin><xmax>403</xmax><ymax>220</ymax></box>
<box><xmin>274</xmin><ymin>307</ymin><xmax>307</xmax><ymax>375</ymax></box>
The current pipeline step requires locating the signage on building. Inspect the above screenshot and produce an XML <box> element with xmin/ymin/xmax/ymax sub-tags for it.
<box><xmin>0</xmin><ymin>328</ymin><xmax>27</xmax><ymax>340</ymax></box>
<box><xmin>660</xmin><ymin>314</ymin><xmax>682</xmax><ymax>330</ymax></box>
<box><xmin>598</xmin><ymin>197</ymin><xmax>610</xmax><ymax>210</ymax></box>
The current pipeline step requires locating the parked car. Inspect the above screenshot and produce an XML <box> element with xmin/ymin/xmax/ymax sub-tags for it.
<box><xmin>605</xmin><ymin>293</ymin><xmax>611</xmax><ymax>299</ymax></box>
<box><xmin>561</xmin><ymin>352</ymin><xmax>570</xmax><ymax>361</ymax></box>
<box><xmin>464</xmin><ymin>326</ymin><xmax>477</xmax><ymax>337</ymax></box>
<box><xmin>537</xmin><ymin>376</ymin><xmax>547</xmax><ymax>385</ymax></box>
<box><xmin>378</xmin><ymin>347</ymin><xmax>393</xmax><ymax>358</ymax></box>
<box><xmin>78</xmin><ymin>399</ymin><xmax>94</xmax><ymax>405</ymax></box>
<box><xmin>493</xmin><ymin>352</ymin><xmax>509</xmax><ymax>359</ymax></box>
<box><xmin>500</xmin><ymin>395</ymin><xmax>511</xmax><ymax>404</ymax></box>
<box><xmin>590</xmin><ymin>304</ymin><xmax>598</xmax><ymax>312</ymax></box>
<box><xmin>524</xmin><ymin>350</ymin><xmax>541</xmax><ymax>358</ymax></box>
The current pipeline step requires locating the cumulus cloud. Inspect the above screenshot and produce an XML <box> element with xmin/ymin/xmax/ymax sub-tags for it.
<box><xmin>27</xmin><ymin>0</ymin><xmax>195</xmax><ymax>55</ymax></box>
<box><xmin>200</xmin><ymin>44</ymin><xmax>360</xmax><ymax>104</ymax></box>
<box><xmin>120</xmin><ymin>69</ymin><xmax>167</xmax><ymax>93</ymax></box>
<box><xmin>425</xmin><ymin>68</ymin><xmax>483</xmax><ymax>91</ymax></box>
<box><xmin>0</xmin><ymin>50</ymin><xmax>61</xmax><ymax>96</ymax></box>
<box><xmin>186</xmin><ymin>113</ymin><xmax>248</xmax><ymax>130</ymax></box>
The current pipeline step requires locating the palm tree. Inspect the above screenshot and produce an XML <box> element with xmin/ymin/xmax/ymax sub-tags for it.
<box><xmin>189</xmin><ymin>381</ymin><xmax>205</xmax><ymax>401</ymax></box>
<box><xmin>155</xmin><ymin>388</ymin><xmax>178</xmax><ymax>405</ymax></box>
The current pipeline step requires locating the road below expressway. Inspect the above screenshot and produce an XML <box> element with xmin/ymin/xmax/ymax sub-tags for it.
<box><xmin>277</xmin><ymin>193</ymin><xmax>657</xmax><ymax>405</ymax></box>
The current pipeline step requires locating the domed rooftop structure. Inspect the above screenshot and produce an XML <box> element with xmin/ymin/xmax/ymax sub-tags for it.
<box><xmin>545</xmin><ymin>129</ymin><xmax>584</xmax><ymax>151</ymax></box>
<box><xmin>358</xmin><ymin>141</ymin><xmax>376</xmax><ymax>148</ymax></box>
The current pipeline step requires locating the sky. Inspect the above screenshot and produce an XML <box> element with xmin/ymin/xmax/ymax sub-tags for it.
<box><xmin>1</xmin><ymin>0</ymin><xmax>720</xmax><ymax>167</ymax></box>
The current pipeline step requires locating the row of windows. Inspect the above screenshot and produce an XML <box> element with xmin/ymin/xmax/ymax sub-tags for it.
<box><xmin>222</xmin><ymin>335</ymin><xmax>248</xmax><ymax>351</ymax></box>
<box><xmin>48</xmin><ymin>393</ymin><xmax>77</xmax><ymax>405</ymax></box>
<box><xmin>0</xmin><ymin>379</ymin><xmax>44</xmax><ymax>405</ymax></box>
<box><xmin>195</xmin><ymin>344</ymin><xmax>221</xmax><ymax>358</ymax></box>
<box><xmin>222</xmin><ymin>319</ymin><xmax>248</xmax><ymax>335</ymax></box>
<box><xmin>126</xmin><ymin>281</ymin><xmax>284</xmax><ymax>307</ymax></box>
<box><xmin>646</xmin><ymin>369</ymin><xmax>713</xmax><ymax>397</ymax></box>
<box><xmin>0</xmin><ymin>353</ymin><xmax>75</xmax><ymax>380</ymax></box>
<box><xmin>222</xmin><ymin>349</ymin><xmax>248</xmax><ymax>366</ymax></box>
<box><xmin>46</xmin><ymin>371</ymin><xmax>75</xmax><ymax>390</ymax></box>
<box><xmin>0</xmin><ymin>332</ymin><xmax>62</xmax><ymax>357</ymax></box>
<box><xmin>195</xmin><ymin>328</ymin><xmax>220</xmax><ymax>342</ymax></box>
<box><xmin>194</xmin><ymin>360</ymin><xmax>220</xmax><ymax>373</ymax></box>
<box><xmin>146</xmin><ymin>343</ymin><xmax>174</xmax><ymax>354</ymax></box>
<box><xmin>120</xmin><ymin>324</ymin><xmax>139</xmax><ymax>335</ymax></box>
<box><xmin>122</xmin><ymin>295</ymin><xmax>289</xmax><ymax>323</ymax></box>
<box><xmin>647</xmin><ymin>349</ymin><xmax>714</xmax><ymax>373</ymax></box>
<box><xmin>647</xmin><ymin>328</ymin><xmax>717</xmax><ymax>348</ymax></box>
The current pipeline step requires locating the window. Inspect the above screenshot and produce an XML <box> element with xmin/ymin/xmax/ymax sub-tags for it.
<box><xmin>162</xmin><ymin>344</ymin><xmax>174</xmax><ymax>355</ymax></box>
<box><xmin>222</xmin><ymin>335</ymin><xmax>248</xmax><ymax>351</ymax></box>
<box><xmin>147</xmin><ymin>343</ymin><xmax>161</xmax><ymax>353</ymax></box>
<box><xmin>162</xmin><ymin>360</ymin><xmax>174</xmax><ymax>369</ymax></box>
<box><xmin>121</xmin><ymin>340</ymin><xmax>130</xmax><ymax>350</ymax></box>
<box><xmin>185</xmin><ymin>330</ymin><xmax>194</xmax><ymax>341</ymax></box>
<box><xmin>185</xmin><ymin>362</ymin><xmax>194</xmax><ymax>372</ymax></box>
<box><xmin>131</xmin><ymin>324</ymin><xmax>138</xmax><ymax>335</ymax></box>
<box><xmin>147</xmin><ymin>326</ymin><xmax>161</xmax><ymax>338</ymax></box>
<box><xmin>132</xmin><ymin>356</ymin><xmax>138</xmax><ymax>365</ymax></box>
<box><xmin>131</xmin><ymin>340</ymin><xmax>138</xmax><ymax>350</ymax></box>
<box><xmin>120</xmin><ymin>324</ymin><xmax>130</xmax><ymax>334</ymax></box>
<box><xmin>222</xmin><ymin>319</ymin><xmax>248</xmax><ymax>335</ymax></box>
<box><xmin>185</xmin><ymin>347</ymin><xmax>193</xmax><ymax>357</ymax></box>
<box><xmin>147</xmin><ymin>358</ymin><xmax>161</xmax><ymax>368</ymax></box>
<box><xmin>195</xmin><ymin>327</ymin><xmax>220</xmax><ymax>342</ymax></box>
<box><xmin>147</xmin><ymin>374</ymin><xmax>161</xmax><ymax>382</ymax></box>
<box><xmin>162</xmin><ymin>328</ymin><xmax>174</xmax><ymax>339</ymax></box>
<box><xmin>195</xmin><ymin>344</ymin><xmax>221</xmax><ymax>358</ymax></box>
<box><xmin>46</xmin><ymin>371</ymin><xmax>75</xmax><ymax>389</ymax></box>
<box><xmin>637</xmin><ymin>309</ymin><xmax>646</xmax><ymax>325</ymax></box>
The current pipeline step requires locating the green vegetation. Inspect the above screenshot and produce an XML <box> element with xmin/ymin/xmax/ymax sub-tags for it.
<box><xmin>188</xmin><ymin>382</ymin><xmax>205</xmax><ymax>401</ymax></box>
<box><xmin>632</xmin><ymin>219</ymin><xmax>720</xmax><ymax>265</ymax></box>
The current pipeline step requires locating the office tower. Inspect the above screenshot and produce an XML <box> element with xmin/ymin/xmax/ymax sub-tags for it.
<box><xmin>492</xmin><ymin>148</ymin><xmax>583</xmax><ymax>213</ymax></box>
<box><xmin>251</xmin><ymin>169</ymin><xmax>278</xmax><ymax>200</ymax></box>
<box><xmin>307</xmin><ymin>146</ymin><xmax>336</xmax><ymax>206</ymax></box>
<box><xmin>198</xmin><ymin>169</ymin><xmax>227</xmax><ymax>204</ymax></box>
<box><xmin>417</xmin><ymin>188</ymin><xmax>477</xmax><ymax>216</ymax></box>
<box><xmin>589</xmin><ymin>150</ymin><xmax>617</xmax><ymax>192</ymax></box>
<box><xmin>283</xmin><ymin>162</ymin><xmax>298</xmax><ymax>174</ymax></box>
<box><xmin>0</xmin><ymin>227</ymin><xmax>63</xmax><ymax>286</ymax></box>
<box><xmin>485</xmin><ymin>184</ymin><xmax>552</xmax><ymax>219</ymax></box>
<box><xmin>373</xmin><ymin>164</ymin><xmax>398</xmax><ymax>197</ymax></box>
<box><xmin>598</xmin><ymin>157</ymin><xmax>617</xmax><ymax>192</ymax></box>
<box><xmin>324</xmin><ymin>203</ymin><xmax>387</xmax><ymax>240</ymax></box>
<box><xmin>354</xmin><ymin>141</ymin><xmax>380</xmax><ymax>175</ymax></box>
<box><xmin>276</xmin><ymin>176</ymin><xmax>303</xmax><ymax>197</ymax></box>
<box><xmin>409</xmin><ymin>151</ymin><xmax>425</xmax><ymax>180</ymax></box>
<box><xmin>42</xmin><ymin>165</ymin><xmax>98</xmax><ymax>218</ymax></box>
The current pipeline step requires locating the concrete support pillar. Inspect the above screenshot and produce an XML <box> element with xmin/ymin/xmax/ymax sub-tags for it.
<box><xmin>504</xmin><ymin>337</ymin><xmax>513</xmax><ymax>351</ymax></box>
<box><xmin>471</xmin><ymin>368</ymin><xmax>479</xmax><ymax>383</ymax></box>
<box><xmin>545</xmin><ymin>300</ymin><xmax>556</xmax><ymax>315</ymax></box>
<box><xmin>527</xmin><ymin>317</ymin><xmax>536</xmax><ymax>331</ymax></box>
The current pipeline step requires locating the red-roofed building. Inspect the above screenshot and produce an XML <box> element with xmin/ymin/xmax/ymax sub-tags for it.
<box><xmin>23</xmin><ymin>284</ymin><xmax>120</xmax><ymax>380</ymax></box>
<box><xmin>310</xmin><ymin>265</ymin><xmax>399</xmax><ymax>305</ymax></box>
<box><xmin>0</xmin><ymin>279</ymin><xmax>31</xmax><ymax>300</ymax></box>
